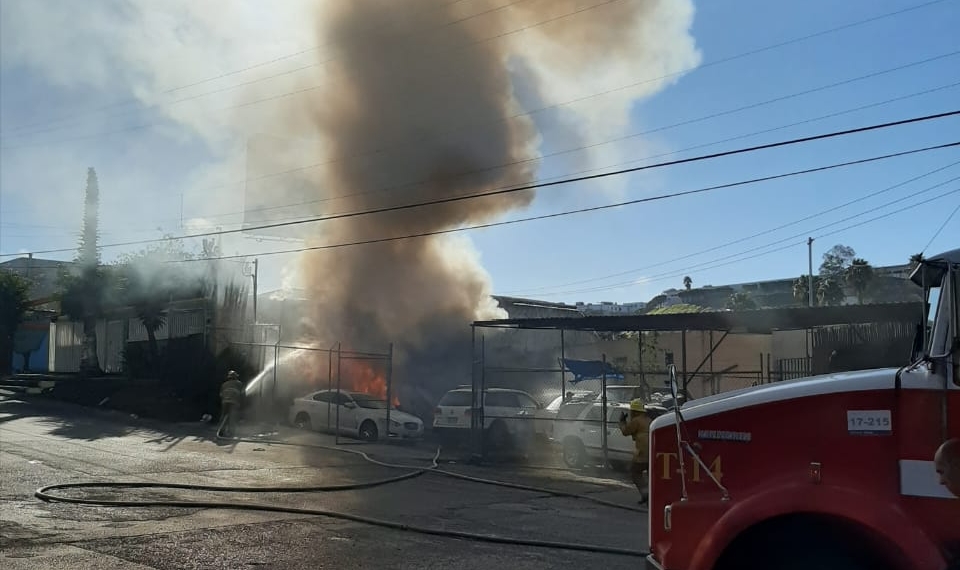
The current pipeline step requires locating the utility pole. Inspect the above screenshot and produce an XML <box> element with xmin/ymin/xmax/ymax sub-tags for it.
<box><xmin>252</xmin><ymin>258</ymin><xmax>259</xmax><ymax>324</ymax></box>
<box><xmin>807</xmin><ymin>237</ymin><xmax>815</xmax><ymax>307</ymax></box>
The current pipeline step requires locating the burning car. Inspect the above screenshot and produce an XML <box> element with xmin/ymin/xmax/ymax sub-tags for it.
<box><xmin>289</xmin><ymin>389</ymin><xmax>423</xmax><ymax>442</ymax></box>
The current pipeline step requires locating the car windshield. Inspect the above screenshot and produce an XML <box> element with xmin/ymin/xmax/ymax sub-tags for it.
<box><xmin>604</xmin><ymin>387</ymin><xmax>642</xmax><ymax>403</ymax></box>
<box><xmin>351</xmin><ymin>394</ymin><xmax>390</xmax><ymax>409</ymax></box>
<box><xmin>438</xmin><ymin>391</ymin><xmax>472</xmax><ymax>407</ymax></box>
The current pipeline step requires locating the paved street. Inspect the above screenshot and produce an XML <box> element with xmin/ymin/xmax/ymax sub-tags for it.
<box><xmin>1</xmin><ymin>394</ymin><xmax>648</xmax><ymax>569</ymax></box>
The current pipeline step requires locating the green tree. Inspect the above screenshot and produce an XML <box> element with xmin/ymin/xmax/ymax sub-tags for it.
<box><xmin>683</xmin><ymin>276</ymin><xmax>692</xmax><ymax>290</ymax></box>
<box><xmin>845</xmin><ymin>258</ymin><xmax>875</xmax><ymax>304</ymax></box>
<box><xmin>725</xmin><ymin>292</ymin><xmax>757</xmax><ymax>311</ymax></box>
<box><xmin>0</xmin><ymin>270</ymin><xmax>31</xmax><ymax>374</ymax></box>
<box><xmin>819</xmin><ymin>244</ymin><xmax>856</xmax><ymax>278</ymax></box>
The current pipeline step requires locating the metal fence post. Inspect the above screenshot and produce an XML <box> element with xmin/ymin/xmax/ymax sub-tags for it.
<box><xmin>336</xmin><ymin>342</ymin><xmax>342</xmax><ymax>446</ymax></box>
<box><xmin>479</xmin><ymin>335</ymin><xmax>486</xmax><ymax>459</ymax></box>
<box><xmin>385</xmin><ymin>343</ymin><xmax>393</xmax><ymax>443</ymax></box>
<box><xmin>560</xmin><ymin>329</ymin><xmax>566</xmax><ymax>401</ymax></box>
<box><xmin>327</xmin><ymin>344</ymin><xmax>334</xmax><ymax>430</ymax></box>
<box><xmin>602</xmin><ymin>353</ymin><xmax>609</xmax><ymax>468</ymax></box>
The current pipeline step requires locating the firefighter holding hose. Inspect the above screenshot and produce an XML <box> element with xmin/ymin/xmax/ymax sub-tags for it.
<box><xmin>219</xmin><ymin>370</ymin><xmax>244</xmax><ymax>437</ymax></box>
<box><xmin>619</xmin><ymin>398</ymin><xmax>651</xmax><ymax>505</ymax></box>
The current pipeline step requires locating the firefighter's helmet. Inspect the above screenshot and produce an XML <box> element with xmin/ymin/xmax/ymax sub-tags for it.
<box><xmin>629</xmin><ymin>398</ymin><xmax>644</xmax><ymax>412</ymax></box>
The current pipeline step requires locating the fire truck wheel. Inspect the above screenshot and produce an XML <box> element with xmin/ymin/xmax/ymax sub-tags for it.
<box><xmin>717</xmin><ymin>521</ymin><xmax>879</xmax><ymax>570</ymax></box>
<box><xmin>562</xmin><ymin>438</ymin><xmax>586</xmax><ymax>469</ymax></box>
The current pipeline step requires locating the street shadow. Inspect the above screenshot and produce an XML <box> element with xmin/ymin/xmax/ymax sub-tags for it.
<box><xmin>0</xmin><ymin>393</ymin><xmax>227</xmax><ymax>446</ymax></box>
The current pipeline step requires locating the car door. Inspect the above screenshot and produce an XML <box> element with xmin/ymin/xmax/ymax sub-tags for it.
<box><xmin>605</xmin><ymin>407</ymin><xmax>635</xmax><ymax>460</ymax></box>
<box><xmin>485</xmin><ymin>392</ymin><xmax>520</xmax><ymax>433</ymax></box>
<box><xmin>332</xmin><ymin>392</ymin><xmax>359</xmax><ymax>434</ymax></box>
<box><xmin>515</xmin><ymin>393</ymin><xmax>540</xmax><ymax>440</ymax></box>
<box><xmin>309</xmin><ymin>391</ymin><xmax>333</xmax><ymax>430</ymax></box>
<box><xmin>580</xmin><ymin>406</ymin><xmax>604</xmax><ymax>452</ymax></box>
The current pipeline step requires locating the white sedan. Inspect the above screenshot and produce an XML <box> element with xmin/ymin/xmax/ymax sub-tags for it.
<box><xmin>289</xmin><ymin>389</ymin><xmax>424</xmax><ymax>441</ymax></box>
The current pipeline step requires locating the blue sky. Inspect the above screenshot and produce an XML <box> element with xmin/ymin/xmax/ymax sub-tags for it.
<box><xmin>1</xmin><ymin>0</ymin><xmax>958</xmax><ymax>305</ymax></box>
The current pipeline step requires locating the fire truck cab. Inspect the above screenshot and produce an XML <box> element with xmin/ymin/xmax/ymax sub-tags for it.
<box><xmin>645</xmin><ymin>248</ymin><xmax>960</xmax><ymax>570</ymax></box>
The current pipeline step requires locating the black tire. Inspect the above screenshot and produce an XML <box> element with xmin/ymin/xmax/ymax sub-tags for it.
<box><xmin>359</xmin><ymin>420</ymin><xmax>379</xmax><ymax>442</ymax></box>
<box><xmin>763</xmin><ymin>548</ymin><xmax>870</xmax><ymax>570</ymax></box>
<box><xmin>608</xmin><ymin>460</ymin><xmax>629</xmax><ymax>472</ymax></box>
<box><xmin>487</xmin><ymin>421</ymin><xmax>510</xmax><ymax>452</ymax></box>
<box><xmin>294</xmin><ymin>413</ymin><xmax>312</xmax><ymax>430</ymax></box>
<box><xmin>716</xmin><ymin>519</ymin><xmax>880</xmax><ymax>570</ymax></box>
<box><xmin>562</xmin><ymin>437</ymin><xmax>586</xmax><ymax>469</ymax></box>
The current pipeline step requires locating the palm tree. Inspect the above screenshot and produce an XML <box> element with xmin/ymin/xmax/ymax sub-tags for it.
<box><xmin>845</xmin><ymin>258</ymin><xmax>874</xmax><ymax>304</ymax></box>
<box><xmin>683</xmin><ymin>276</ymin><xmax>692</xmax><ymax>290</ymax></box>
<box><xmin>817</xmin><ymin>277</ymin><xmax>844</xmax><ymax>306</ymax></box>
<box><xmin>793</xmin><ymin>276</ymin><xmax>818</xmax><ymax>305</ymax></box>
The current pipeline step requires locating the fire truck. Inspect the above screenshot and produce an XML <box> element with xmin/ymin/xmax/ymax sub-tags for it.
<box><xmin>645</xmin><ymin>248</ymin><xmax>959</xmax><ymax>570</ymax></box>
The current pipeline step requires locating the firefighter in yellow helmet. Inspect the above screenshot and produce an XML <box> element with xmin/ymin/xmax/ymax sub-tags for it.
<box><xmin>619</xmin><ymin>397</ymin><xmax>651</xmax><ymax>504</ymax></box>
<box><xmin>219</xmin><ymin>370</ymin><xmax>244</xmax><ymax>437</ymax></box>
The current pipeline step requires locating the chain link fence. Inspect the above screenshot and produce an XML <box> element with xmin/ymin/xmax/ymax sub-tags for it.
<box><xmin>228</xmin><ymin>339</ymin><xmax>401</xmax><ymax>443</ymax></box>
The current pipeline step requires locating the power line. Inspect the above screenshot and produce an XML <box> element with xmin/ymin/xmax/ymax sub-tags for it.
<box><xmin>530</xmin><ymin>187</ymin><xmax>960</xmax><ymax>297</ymax></box>
<box><xmin>150</xmin><ymin>144</ymin><xmax>958</xmax><ymax>264</ymax></box>
<box><xmin>920</xmin><ymin>201</ymin><xmax>960</xmax><ymax>253</ymax></box>
<box><xmin>122</xmin><ymin>71</ymin><xmax>960</xmax><ymax>228</ymax></box>
<box><xmin>3</xmin><ymin>110</ymin><xmax>956</xmax><ymax>258</ymax></box>
<box><xmin>504</xmin><ymin>158</ymin><xmax>960</xmax><ymax>296</ymax></box>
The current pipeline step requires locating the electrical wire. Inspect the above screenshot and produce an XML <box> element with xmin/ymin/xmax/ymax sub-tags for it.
<box><xmin>504</xmin><ymin>158</ymin><xmax>960</xmax><ymax>296</ymax></box>
<box><xmin>95</xmin><ymin>75</ymin><xmax>960</xmax><ymax>230</ymax></box>
<box><xmin>4</xmin><ymin>111</ymin><xmax>956</xmax><ymax>260</ymax></box>
<box><xmin>532</xmin><ymin>186</ymin><xmax>960</xmax><ymax>298</ymax></box>
<box><xmin>920</xmin><ymin>202</ymin><xmax>960</xmax><ymax>254</ymax></box>
<box><xmin>132</xmin><ymin>144</ymin><xmax>960</xmax><ymax>263</ymax></box>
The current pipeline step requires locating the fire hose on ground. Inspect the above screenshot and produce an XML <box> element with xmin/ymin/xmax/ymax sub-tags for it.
<box><xmin>35</xmin><ymin>425</ymin><xmax>650</xmax><ymax>558</ymax></box>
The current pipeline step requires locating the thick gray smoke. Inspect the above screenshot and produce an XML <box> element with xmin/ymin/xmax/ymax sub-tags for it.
<box><xmin>285</xmin><ymin>0</ymin><xmax>699</xmax><ymax>414</ymax></box>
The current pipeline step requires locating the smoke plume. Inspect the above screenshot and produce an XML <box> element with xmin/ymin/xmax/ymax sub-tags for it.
<box><xmin>280</xmin><ymin>0</ymin><xmax>699</xmax><ymax>412</ymax></box>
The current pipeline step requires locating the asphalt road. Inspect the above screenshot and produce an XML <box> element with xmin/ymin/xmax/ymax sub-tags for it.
<box><xmin>1</xmin><ymin>394</ymin><xmax>648</xmax><ymax>569</ymax></box>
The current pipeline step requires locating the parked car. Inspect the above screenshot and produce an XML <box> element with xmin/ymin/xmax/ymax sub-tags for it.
<box><xmin>433</xmin><ymin>387</ymin><xmax>542</xmax><ymax>449</ymax></box>
<box><xmin>289</xmin><ymin>389</ymin><xmax>423</xmax><ymax>442</ymax></box>
<box><xmin>536</xmin><ymin>390</ymin><xmax>593</xmax><ymax>440</ymax></box>
<box><xmin>597</xmin><ymin>385</ymin><xmax>645</xmax><ymax>405</ymax></box>
<box><xmin>552</xmin><ymin>401</ymin><xmax>635</xmax><ymax>469</ymax></box>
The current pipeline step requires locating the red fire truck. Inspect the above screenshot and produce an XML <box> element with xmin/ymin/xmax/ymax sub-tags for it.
<box><xmin>645</xmin><ymin>248</ymin><xmax>959</xmax><ymax>570</ymax></box>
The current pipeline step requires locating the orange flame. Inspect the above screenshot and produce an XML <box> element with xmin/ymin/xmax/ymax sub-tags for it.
<box><xmin>292</xmin><ymin>349</ymin><xmax>398</xmax><ymax>407</ymax></box>
<box><xmin>339</xmin><ymin>358</ymin><xmax>399</xmax><ymax>407</ymax></box>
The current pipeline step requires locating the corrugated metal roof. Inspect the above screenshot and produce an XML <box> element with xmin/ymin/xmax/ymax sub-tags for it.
<box><xmin>474</xmin><ymin>302</ymin><xmax>924</xmax><ymax>333</ymax></box>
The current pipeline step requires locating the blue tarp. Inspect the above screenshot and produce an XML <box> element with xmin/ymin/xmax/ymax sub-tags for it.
<box><xmin>560</xmin><ymin>358</ymin><xmax>624</xmax><ymax>383</ymax></box>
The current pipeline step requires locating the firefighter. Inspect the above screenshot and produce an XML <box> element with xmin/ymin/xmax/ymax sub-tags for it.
<box><xmin>219</xmin><ymin>370</ymin><xmax>244</xmax><ymax>437</ymax></box>
<box><xmin>619</xmin><ymin>397</ymin><xmax>651</xmax><ymax>504</ymax></box>
<box><xmin>935</xmin><ymin>438</ymin><xmax>960</xmax><ymax>498</ymax></box>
